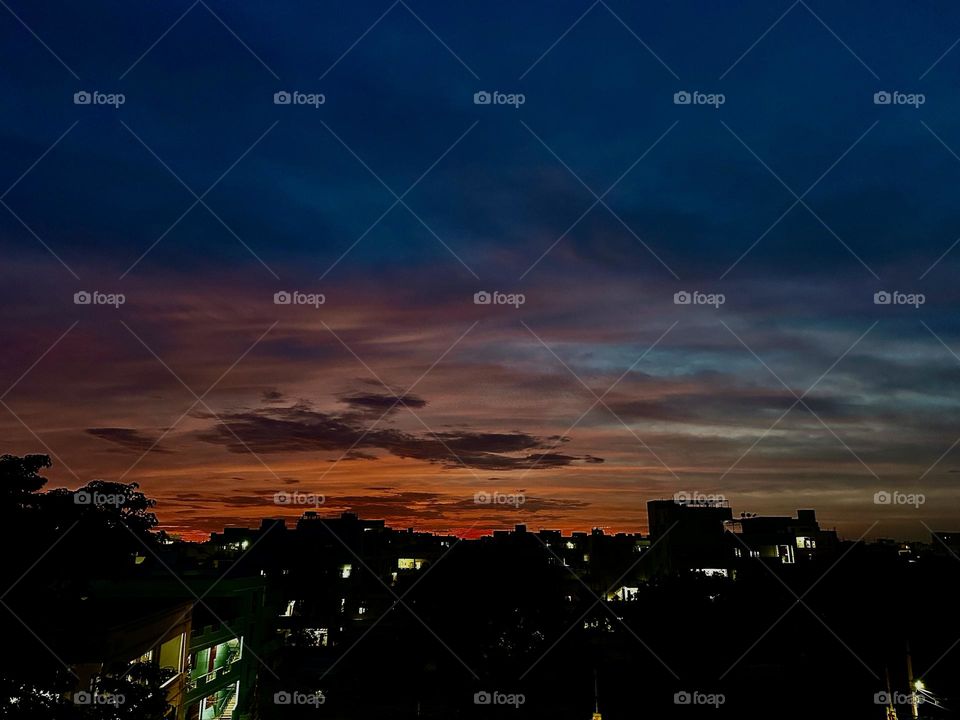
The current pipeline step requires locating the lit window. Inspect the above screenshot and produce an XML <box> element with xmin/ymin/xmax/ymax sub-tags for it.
<box><xmin>159</xmin><ymin>633</ymin><xmax>185</xmax><ymax>674</ymax></box>
<box><xmin>607</xmin><ymin>586</ymin><xmax>639</xmax><ymax>601</ymax></box>
<box><xmin>696</xmin><ymin>568</ymin><xmax>729</xmax><ymax>578</ymax></box>
<box><xmin>303</xmin><ymin>628</ymin><xmax>328</xmax><ymax>647</ymax></box>
<box><xmin>339</xmin><ymin>564</ymin><xmax>352</xmax><ymax>579</ymax></box>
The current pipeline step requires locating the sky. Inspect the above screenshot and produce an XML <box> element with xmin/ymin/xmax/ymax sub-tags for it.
<box><xmin>2</xmin><ymin>0</ymin><xmax>960</xmax><ymax>540</ymax></box>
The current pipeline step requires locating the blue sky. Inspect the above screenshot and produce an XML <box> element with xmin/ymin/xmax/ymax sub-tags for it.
<box><xmin>2</xmin><ymin>0</ymin><xmax>960</xmax><ymax>539</ymax></box>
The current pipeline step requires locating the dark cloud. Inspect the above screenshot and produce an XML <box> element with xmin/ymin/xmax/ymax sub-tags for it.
<box><xmin>339</xmin><ymin>450</ymin><xmax>378</xmax><ymax>462</ymax></box>
<box><xmin>338</xmin><ymin>392</ymin><xmax>428</xmax><ymax>412</ymax></box>
<box><xmin>196</xmin><ymin>401</ymin><xmax>602</xmax><ymax>470</ymax></box>
<box><xmin>86</xmin><ymin>428</ymin><xmax>171</xmax><ymax>454</ymax></box>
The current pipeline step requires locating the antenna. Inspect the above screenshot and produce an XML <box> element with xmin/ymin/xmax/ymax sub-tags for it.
<box><xmin>906</xmin><ymin>641</ymin><xmax>919</xmax><ymax>720</ymax></box>
<box><xmin>884</xmin><ymin>666</ymin><xmax>899</xmax><ymax>720</ymax></box>
<box><xmin>594</xmin><ymin>669</ymin><xmax>599</xmax><ymax>713</ymax></box>
<box><xmin>591</xmin><ymin>669</ymin><xmax>602</xmax><ymax>719</ymax></box>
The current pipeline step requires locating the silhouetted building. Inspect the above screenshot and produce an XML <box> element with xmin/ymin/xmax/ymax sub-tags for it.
<box><xmin>646</xmin><ymin>498</ymin><xmax>733</xmax><ymax>576</ymax></box>
<box><xmin>53</xmin><ymin>598</ymin><xmax>193</xmax><ymax>719</ymax></box>
<box><xmin>54</xmin><ymin>574</ymin><xmax>274</xmax><ymax>720</ymax></box>
<box><xmin>733</xmin><ymin>508</ymin><xmax>838</xmax><ymax>564</ymax></box>
<box><xmin>931</xmin><ymin>531</ymin><xmax>960</xmax><ymax>558</ymax></box>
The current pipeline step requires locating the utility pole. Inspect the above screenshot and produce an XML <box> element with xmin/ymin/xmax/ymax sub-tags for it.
<box><xmin>885</xmin><ymin>666</ymin><xmax>898</xmax><ymax>720</ymax></box>
<box><xmin>906</xmin><ymin>644</ymin><xmax>919</xmax><ymax>720</ymax></box>
<box><xmin>591</xmin><ymin>669</ymin><xmax>602</xmax><ymax>720</ymax></box>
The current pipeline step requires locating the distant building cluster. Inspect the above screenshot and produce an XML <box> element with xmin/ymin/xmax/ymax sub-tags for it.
<box><xmin>45</xmin><ymin>503</ymin><xmax>945</xmax><ymax>719</ymax></box>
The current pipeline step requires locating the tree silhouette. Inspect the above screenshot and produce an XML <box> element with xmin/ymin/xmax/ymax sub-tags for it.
<box><xmin>0</xmin><ymin>455</ymin><xmax>162</xmax><ymax>588</ymax></box>
<box><xmin>0</xmin><ymin>455</ymin><xmax>174</xmax><ymax>720</ymax></box>
<box><xmin>0</xmin><ymin>662</ymin><xmax>174</xmax><ymax>720</ymax></box>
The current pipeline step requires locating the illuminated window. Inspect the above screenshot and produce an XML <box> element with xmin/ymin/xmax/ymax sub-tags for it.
<box><xmin>607</xmin><ymin>586</ymin><xmax>639</xmax><ymax>601</ymax></box>
<box><xmin>303</xmin><ymin>628</ymin><xmax>328</xmax><ymax>647</ymax></box>
<box><xmin>339</xmin><ymin>563</ymin><xmax>352</xmax><ymax>579</ymax></box>
<box><xmin>194</xmin><ymin>680</ymin><xmax>240</xmax><ymax>720</ymax></box>
<box><xmin>696</xmin><ymin>568</ymin><xmax>729</xmax><ymax>578</ymax></box>
<box><xmin>159</xmin><ymin>633</ymin><xmax>185</xmax><ymax>674</ymax></box>
<box><xmin>281</xmin><ymin>600</ymin><xmax>296</xmax><ymax>617</ymax></box>
<box><xmin>397</xmin><ymin>558</ymin><xmax>425</xmax><ymax>570</ymax></box>
<box><xmin>795</xmin><ymin>536</ymin><xmax>816</xmax><ymax>549</ymax></box>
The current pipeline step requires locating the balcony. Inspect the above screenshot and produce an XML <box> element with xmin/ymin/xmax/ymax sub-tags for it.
<box><xmin>185</xmin><ymin>649</ymin><xmax>242</xmax><ymax>694</ymax></box>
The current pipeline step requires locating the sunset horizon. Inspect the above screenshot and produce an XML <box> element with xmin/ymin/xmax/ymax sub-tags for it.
<box><xmin>4</xmin><ymin>3</ymin><xmax>960</xmax><ymax>717</ymax></box>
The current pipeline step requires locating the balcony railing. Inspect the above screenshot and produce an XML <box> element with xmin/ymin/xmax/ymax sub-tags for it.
<box><xmin>185</xmin><ymin>650</ymin><xmax>242</xmax><ymax>692</ymax></box>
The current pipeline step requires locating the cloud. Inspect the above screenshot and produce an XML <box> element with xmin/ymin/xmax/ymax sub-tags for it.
<box><xmin>338</xmin><ymin>391</ymin><xmax>428</xmax><ymax>413</ymax></box>
<box><xmin>196</xmin><ymin>400</ymin><xmax>602</xmax><ymax>470</ymax></box>
<box><xmin>86</xmin><ymin>427</ymin><xmax>171</xmax><ymax>454</ymax></box>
